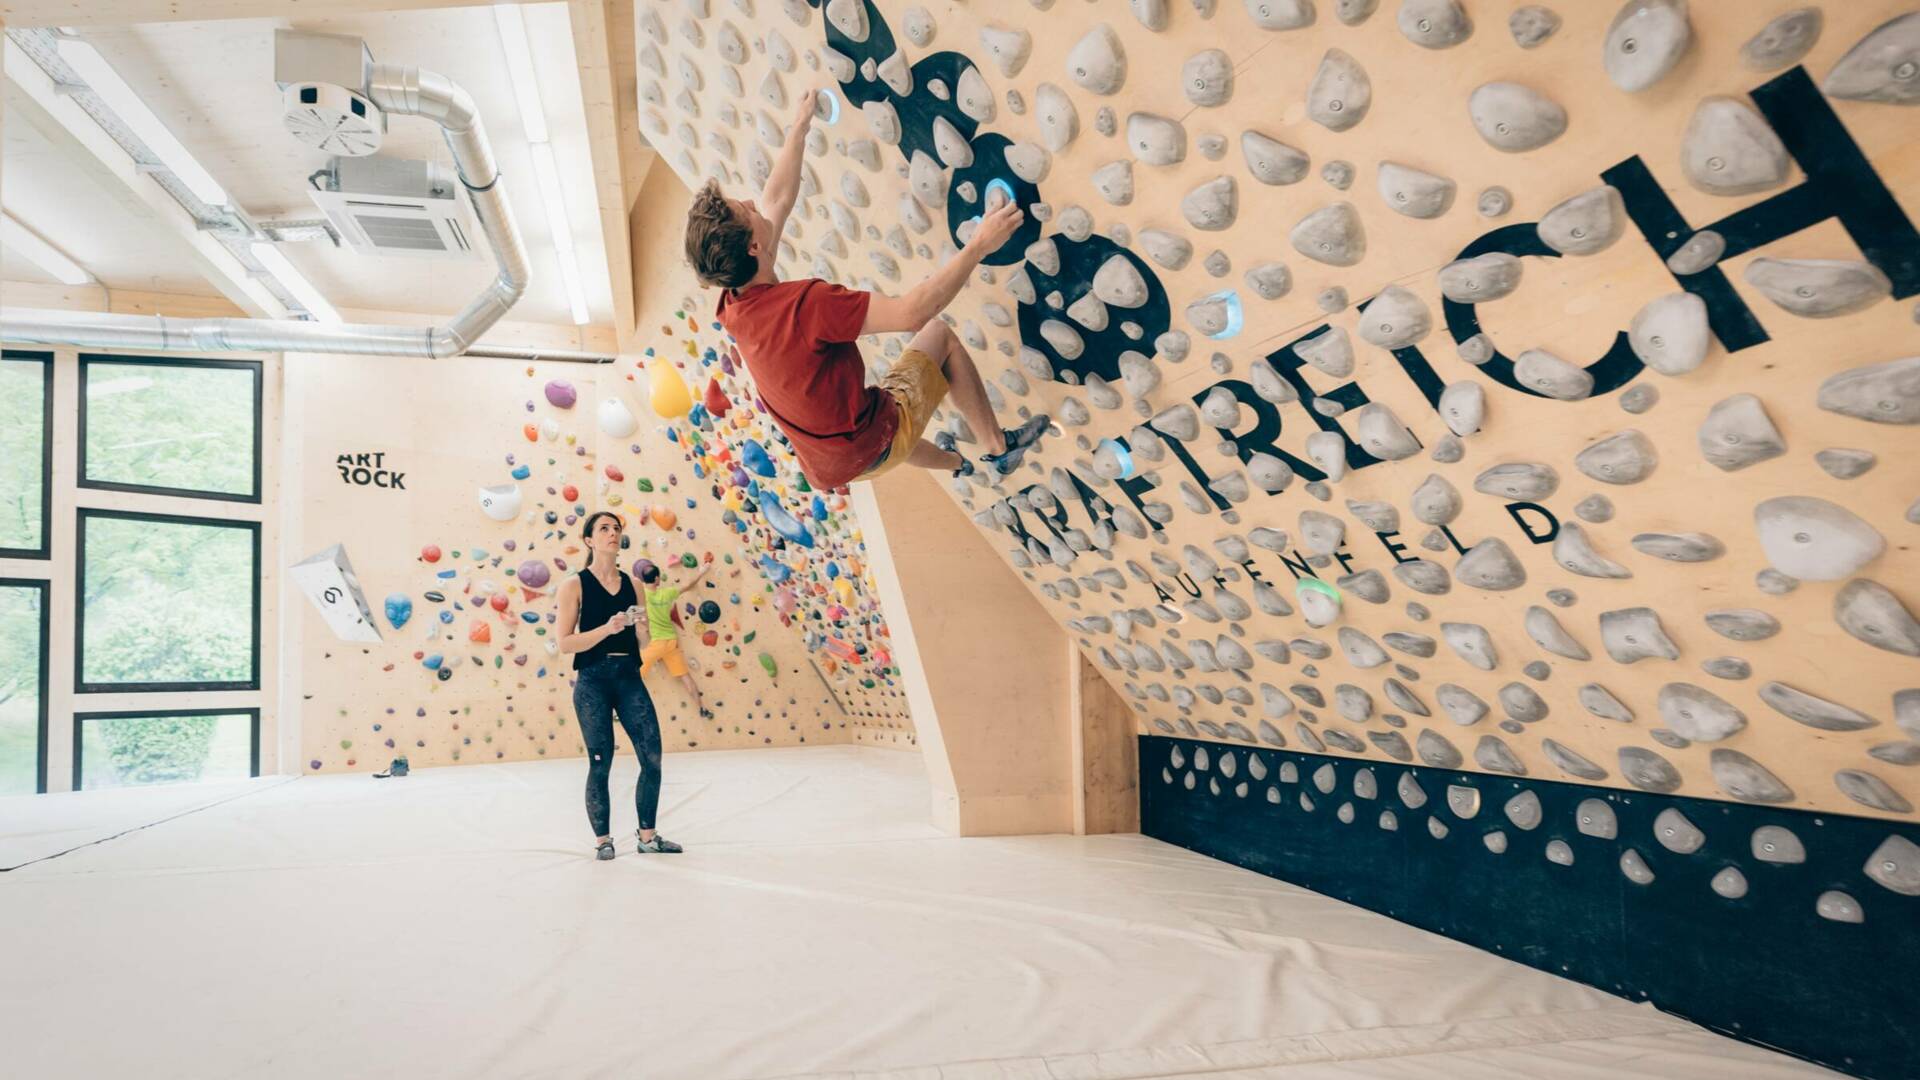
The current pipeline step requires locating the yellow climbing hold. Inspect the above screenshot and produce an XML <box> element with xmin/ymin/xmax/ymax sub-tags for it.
<box><xmin>649</xmin><ymin>363</ymin><xmax>692</xmax><ymax>418</ymax></box>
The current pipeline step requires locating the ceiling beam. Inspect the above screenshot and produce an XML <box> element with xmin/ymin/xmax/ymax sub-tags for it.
<box><xmin>569</xmin><ymin>0</ymin><xmax>653</xmax><ymax>351</ymax></box>
<box><xmin>3</xmin><ymin>37</ymin><xmax>288</xmax><ymax>318</ymax></box>
<box><xmin>1</xmin><ymin>0</ymin><xmax>481</xmax><ymax>30</ymax></box>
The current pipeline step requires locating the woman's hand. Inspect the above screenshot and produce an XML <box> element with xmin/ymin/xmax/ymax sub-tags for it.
<box><xmin>605</xmin><ymin>610</ymin><xmax>632</xmax><ymax>633</ymax></box>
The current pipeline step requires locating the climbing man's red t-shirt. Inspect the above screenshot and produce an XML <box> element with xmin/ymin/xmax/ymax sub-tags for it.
<box><xmin>715</xmin><ymin>279</ymin><xmax>894</xmax><ymax>490</ymax></box>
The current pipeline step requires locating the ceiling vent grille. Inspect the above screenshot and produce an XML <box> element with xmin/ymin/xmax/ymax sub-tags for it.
<box><xmin>308</xmin><ymin>156</ymin><xmax>482</xmax><ymax>261</ymax></box>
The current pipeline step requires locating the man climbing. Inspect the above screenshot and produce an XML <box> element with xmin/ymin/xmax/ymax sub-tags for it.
<box><xmin>639</xmin><ymin>555</ymin><xmax>713</xmax><ymax>721</ymax></box>
<box><xmin>686</xmin><ymin>86</ymin><xmax>1050</xmax><ymax>491</ymax></box>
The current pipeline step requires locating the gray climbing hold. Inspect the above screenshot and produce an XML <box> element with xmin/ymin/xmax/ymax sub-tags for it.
<box><xmin>1383</xmin><ymin>679</ymin><xmax>1428</xmax><ymax>717</ymax></box>
<box><xmin>1836</xmin><ymin>769</ymin><xmax>1912</xmax><ymax>813</ymax></box>
<box><xmin>1620</xmin><ymin>384</ymin><xmax>1660</xmax><ymax>414</ymax></box>
<box><xmin>1247</xmin><ymin>455</ymin><xmax>1295</xmax><ymax>494</ymax></box>
<box><xmin>1441</xmin><ymin>621</ymin><xmax>1497</xmax><ymax>670</ymax></box>
<box><xmin>1296</xmin><ymin>327</ymin><xmax>1354</xmax><ymax>377</ymax></box>
<box><xmin>901</xmin><ymin>5</ymin><xmax>937</xmax><ymax>47</ymax></box>
<box><xmin>1704</xmin><ymin>608</ymin><xmax>1779</xmax><ymax>642</ymax></box>
<box><xmin>1319</xmin><ymin>287</ymin><xmax>1350</xmax><ymax>313</ymax></box>
<box><xmin>1476</xmin><ymin>735</ymin><xmax>1527</xmax><ymax>775</ymax></box>
<box><xmin>1538</xmin><ymin>186</ymin><xmax>1625</xmax><ymax>256</ymax></box>
<box><xmin>1384</xmin><ymin>633</ymin><xmax>1436</xmax><ymax>659</ymax></box>
<box><xmin>825</xmin><ymin>0</ymin><xmax>869</xmax><ymax>41</ymax></box>
<box><xmin>1864</xmin><ymin>835</ymin><xmax>1920</xmax><ymax>896</ymax></box>
<box><xmin>1322</xmin><ymin>161</ymin><xmax>1356</xmax><ymax>190</ymax></box>
<box><xmin>1710</xmin><ymin>866</ymin><xmax>1749</xmax><ymax>899</ymax></box>
<box><xmin>1244</xmin><ymin>262</ymin><xmax>1292</xmax><ymax>301</ymax></box>
<box><xmin>1357</xmin><ymin>286</ymin><xmax>1432</xmax><ymax>349</ymax></box>
<box><xmin>1034</xmin><ymin>83</ymin><xmax>1078</xmax><ymax>151</ymax></box>
<box><xmin>1186</xmin><ymin>296</ymin><xmax>1232</xmax><ymax>336</ymax></box>
<box><xmin>1620</xmin><ymin>848</ymin><xmax>1657</xmax><ymax>884</ymax></box>
<box><xmin>1409</xmin><ymin>475</ymin><xmax>1461</xmax><ymax>526</ymax></box>
<box><xmin>1131</xmin><ymin>0</ymin><xmax>1170</xmax><ymax>30</ymax></box>
<box><xmin>1394</xmin><ymin>559</ymin><xmax>1452</xmax><ymax>595</ymax></box>
<box><xmin>1632</xmin><ymin>532</ymin><xmax>1724</xmax><ymax>562</ymax></box>
<box><xmin>980</xmin><ymin>25</ymin><xmax>1033</xmax><ymax>77</ymax></box>
<box><xmin>1815</xmin><ymin>448</ymin><xmax>1877</xmax><ymax>479</ymax></box>
<box><xmin>1509</xmin><ymin>5</ymin><xmax>1561</xmax><ymax>48</ymax></box>
<box><xmin>1435</xmin><ymin>381</ymin><xmax>1484</xmax><ymax>437</ymax></box>
<box><xmin>865</xmin><ymin>99</ymin><xmax>903</xmax><ymax>146</ymax></box>
<box><xmin>1602</xmin><ymin>608</ymin><xmax>1680</xmax><ymax>664</ymax></box>
<box><xmin>1545</xmin><ymin>840</ymin><xmax>1576</xmax><ymax>866</ymax></box>
<box><xmin>1182</xmin><ymin>177</ymin><xmax>1238</xmax><ymax>231</ymax></box>
<box><xmin>1473</xmin><ymin>462</ymin><xmax>1558</xmax><ymax>501</ymax></box>
<box><xmin>1554</xmin><ymin>524</ymin><xmax>1632</xmax><ymax>582</ymax></box>
<box><xmin>1477</xmin><ymin>187</ymin><xmax>1512</xmax><ymax>218</ymax></box>
<box><xmin>1340</xmin><ymin>568</ymin><xmax>1392</xmax><ymax>605</ymax></box>
<box><xmin>1682</xmin><ymin>97</ymin><xmax>1790</xmax><ymax>196</ymax></box>
<box><xmin>1760</xmin><ymin>681</ymin><xmax>1877</xmax><ymax>731</ymax></box>
<box><xmin>1403</xmin><ymin>729</ymin><xmax>1456</xmax><ymax>770</ymax></box>
<box><xmin>1514</xmin><ymin>348</ymin><xmax>1594</xmax><ymax>400</ymax></box>
<box><xmin>1436</xmin><ymin>684</ymin><xmax>1489</xmax><ymax>727</ymax></box>
<box><xmin>1742</xmin><ymin>8</ymin><xmax>1822</xmax><ymax>70</ymax></box>
<box><xmin>1345</xmin><ymin>500</ymin><xmax>1399</xmax><ymax>533</ymax></box>
<box><xmin>1377</xmin><ymin>162</ymin><xmax>1456</xmax><ymax>219</ymax></box>
<box><xmin>1308</xmin><ymin>50</ymin><xmax>1372</xmax><ymax>132</ymax></box>
<box><xmin>1576</xmin><ymin>798</ymin><xmax>1618</xmax><ymax>839</ymax></box>
<box><xmin>1575</xmin><ymin>430</ymin><xmax>1658</xmax><ymax>485</ymax></box>
<box><xmin>1751</xmin><ymin>825</ymin><xmax>1806</xmax><ymax>864</ymax></box>
<box><xmin>1067</xmin><ymin>24</ymin><xmax>1128</xmax><ymax>95</ymax></box>
<box><xmin>1834</xmin><ymin>579</ymin><xmax>1920</xmax><ymax>657</ymax></box>
<box><xmin>1399</xmin><ymin>0</ymin><xmax>1472</xmax><ymax>49</ymax></box>
<box><xmin>932</xmin><ymin>116</ymin><xmax>973</xmax><ymax>169</ymax></box>
<box><xmin>1456</xmin><ymin>334</ymin><xmax>1494</xmax><ymax>366</ymax></box>
<box><xmin>1604</xmin><ymin>0</ymin><xmax>1691</xmax><ymax>92</ymax></box>
<box><xmin>1447</xmin><ymin>784</ymin><xmax>1481</xmax><ymax>819</ymax></box>
<box><xmin>1756</xmin><ymin>568</ymin><xmax>1798</xmax><ymax>595</ymax></box>
<box><xmin>1817</xmin><ymin>890</ymin><xmax>1864</xmax><ymax>923</ymax></box>
<box><xmin>1091</xmin><ymin>256</ymin><xmax>1150</xmax><ymax>311</ymax></box>
<box><xmin>1817</xmin><ymin>356</ymin><xmax>1920</xmax><ymax>424</ymax></box>
<box><xmin>1702</xmin><ymin>657</ymin><xmax>1751</xmax><ymax>680</ymax></box>
<box><xmin>1182</xmin><ymin>49</ymin><xmax>1234</xmax><ymax>108</ymax></box>
<box><xmin>1711</xmin><ymin>748</ymin><xmax>1795</xmax><ymax>803</ymax></box>
<box><xmin>1299</xmin><ymin>509</ymin><xmax>1346</xmax><ymax>555</ymax></box>
<box><xmin>1153</xmin><ymin>403</ymin><xmax>1202</xmax><ymax>441</ymax></box>
<box><xmin>1666</xmin><ymin>231</ymin><xmax>1726</xmax><ymax>275</ymax></box>
<box><xmin>1004</xmin><ymin>142</ymin><xmax>1051</xmax><ymax>184</ymax></box>
<box><xmin>1468</xmin><ymin>82</ymin><xmax>1567</xmax><ymax>152</ymax></box>
<box><xmin>1658</xmin><ymin>683</ymin><xmax>1747</xmax><ymax>742</ymax></box>
<box><xmin>1353</xmin><ymin>403</ymin><xmax>1420</xmax><ymax>460</ymax></box>
<box><xmin>1339</xmin><ymin>627</ymin><xmax>1390</xmax><ymax>668</ymax></box>
<box><xmin>1092</xmin><ymin>160</ymin><xmax>1135</xmax><ymax>206</ymax></box>
<box><xmin>1199</xmin><ymin>386</ymin><xmax>1242</xmax><ymax>428</ymax></box>
<box><xmin>1629</xmin><ymin>292</ymin><xmax>1711</xmax><ymax>376</ymax></box>
<box><xmin>1823</xmin><ymin>12</ymin><xmax>1920</xmax><ymax>105</ymax></box>
<box><xmin>1289</xmin><ymin>204</ymin><xmax>1368</xmax><ymax>268</ymax></box>
<box><xmin>1127</xmin><ymin>112</ymin><xmax>1187</xmax><ymax>166</ymax></box>
<box><xmin>1438</xmin><ymin>254</ymin><xmax>1522</xmax><ymax>304</ymax></box>
<box><xmin>1244</xmin><ymin>0</ymin><xmax>1316</xmax><ymax>29</ymax></box>
<box><xmin>1499</xmin><ymin>682</ymin><xmax>1549</xmax><ymax>723</ymax></box>
<box><xmin>1620</xmin><ymin>747</ymin><xmax>1682</xmax><ymax>792</ymax></box>
<box><xmin>1744</xmin><ymin>258</ymin><xmax>1893</xmax><ymax>317</ymax></box>
<box><xmin>1755</xmin><ymin>495</ymin><xmax>1885</xmax><ymax>581</ymax></box>
<box><xmin>1095</xmin><ymin>106</ymin><xmax>1117</xmax><ymax>136</ymax></box>
<box><xmin>1526</xmin><ymin>605</ymin><xmax>1590</xmax><ymax>660</ymax></box>
<box><xmin>1336</xmin><ymin>0</ymin><xmax>1379</xmax><ymax>25</ymax></box>
<box><xmin>877</xmin><ymin>51</ymin><xmax>914</xmax><ymax>97</ymax></box>
<box><xmin>1335</xmin><ymin>685</ymin><xmax>1374</xmax><ymax>724</ymax></box>
<box><xmin>1504</xmin><ymin>789</ymin><xmax>1543</xmax><ymax>830</ymax></box>
<box><xmin>1241</xmin><ymin>131</ymin><xmax>1309</xmax><ymax>187</ymax></box>
<box><xmin>1429</xmin><ymin>436</ymin><xmax>1465</xmax><ymax>463</ymax></box>
<box><xmin>1653</xmin><ymin>807</ymin><xmax>1705</xmax><ymax>853</ymax></box>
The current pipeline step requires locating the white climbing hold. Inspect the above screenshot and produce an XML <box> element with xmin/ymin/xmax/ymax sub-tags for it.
<box><xmin>1067</xmin><ymin>24</ymin><xmax>1128</xmax><ymax>95</ymax></box>
<box><xmin>1538</xmin><ymin>186</ymin><xmax>1625</xmax><ymax>256</ymax></box>
<box><xmin>1308</xmin><ymin>49</ymin><xmax>1372</xmax><ymax>132</ymax></box>
<box><xmin>1754</xmin><ymin>495</ymin><xmax>1885</xmax><ymax>581</ymax></box>
<box><xmin>1628</xmin><ymin>292</ymin><xmax>1710</xmax><ymax>376</ymax></box>
<box><xmin>1822</xmin><ymin>12</ymin><xmax>1920</xmax><ymax>105</ymax></box>
<box><xmin>1376</xmin><ymin>161</ymin><xmax>1456</xmax><ymax>219</ymax></box>
<box><xmin>1604</xmin><ymin>0</ymin><xmax>1692</xmax><ymax>93</ymax></box>
<box><xmin>1682</xmin><ymin>97</ymin><xmax>1790</xmax><ymax>196</ymax></box>
<box><xmin>1468</xmin><ymin>82</ymin><xmax>1567</xmax><ymax>152</ymax></box>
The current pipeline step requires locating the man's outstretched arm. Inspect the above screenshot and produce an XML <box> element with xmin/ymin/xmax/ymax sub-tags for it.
<box><xmin>860</xmin><ymin>196</ymin><xmax>1025</xmax><ymax>336</ymax></box>
<box><xmin>760</xmin><ymin>89</ymin><xmax>818</xmax><ymax>245</ymax></box>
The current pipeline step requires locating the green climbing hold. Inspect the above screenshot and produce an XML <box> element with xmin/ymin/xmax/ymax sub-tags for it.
<box><xmin>680</xmin><ymin>552</ymin><xmax>699</xmax><ymax>568</ymax></box>
<box><xmin>340</xmin><ymin>739</ymin><xmax>353</xmax><ymax>750</ymax></box>
<box><xmin>636</xmin><ymin>478</ymin><xmax>655</xmax><ymax>492</ymax></box>
<box><xmin>743</xmin><ymin>630</ymin><xmax>757</xmax><ymax>643</ymax></box>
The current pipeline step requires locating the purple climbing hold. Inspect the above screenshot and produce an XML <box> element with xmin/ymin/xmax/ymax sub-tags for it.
<box><xmin>544</xmin><ymin>379</ymin><xmax>578</xmax><ymax>408</ymax></box>
<box><xmin>516</xmin><ymin>560</ymin><xmax>552</xmax><ymax>590</ymax></box>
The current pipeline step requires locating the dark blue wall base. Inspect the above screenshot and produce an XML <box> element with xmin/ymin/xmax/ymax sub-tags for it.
<box><xmin>1138</xmin><ymin>735</ymin><xmax>1919</xmax><ymax>1080</ymax></box>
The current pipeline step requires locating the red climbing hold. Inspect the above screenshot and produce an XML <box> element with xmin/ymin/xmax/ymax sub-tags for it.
<box><xmin>704</xmin><ymin>378</ymin><xmax>731</xmax><ymax>417</ymax></box>
<box><xmin>421</xmin><ymin>545</ymin><xmax>442</xmax><ymax>563</ymax></box>
<box><xmin>562</xmin><ymin>483</ymin><xmax>579</xmax><ymax>502</ymax></box>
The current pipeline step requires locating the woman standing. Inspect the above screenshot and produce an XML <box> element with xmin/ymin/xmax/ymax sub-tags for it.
<box><xmin>556</xmin><ymin>510</ymin><xmax>681</xmax><ymax>859</ymax></box>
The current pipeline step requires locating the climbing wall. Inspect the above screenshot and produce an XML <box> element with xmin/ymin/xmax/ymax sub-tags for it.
<box><xmin>290</xmin><ymin>271</ymin><xmax>913</xmax><ymax>771</ymax></box>
<box><xmin>642</xmin><ymin>0</ymin><xmax>1918</xmax><ymax>816</ymax></box>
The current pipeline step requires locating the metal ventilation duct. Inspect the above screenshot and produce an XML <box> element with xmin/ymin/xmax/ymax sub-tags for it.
<box><xmin>1</xmin><ymin>60</ymin><xmax>533</xmax><ymax>358</ymax></box>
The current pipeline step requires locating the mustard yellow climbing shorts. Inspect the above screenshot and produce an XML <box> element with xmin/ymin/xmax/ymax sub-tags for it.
<box><xmin>859</xmin><ymin>348</ymin><xmax>949</xmax><ymax>479</ymax></box>
<box><xmin>641</xmin><ymin>637</ymin><xmax>689</xmax><ymax>678</ymax></box>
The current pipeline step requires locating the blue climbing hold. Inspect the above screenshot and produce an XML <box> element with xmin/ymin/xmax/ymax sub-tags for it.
<box><xmin>511</xmin><ymin>464</ymin><xmax>531</xmax><ymax>480</ymax></box>
<box><xmin>742</xmin><ymin>439</ymin><xmax>776</xmax><ymax>477</ymax></box>
<box><xmin>384</xmin><ymin>594</ymin><xmax>413</xmax><ymax>630</ymax></box>
<box><xmin>423</xmin><ymin>654</ymin><xmax>444</xmax><ymax>670</ymax></box>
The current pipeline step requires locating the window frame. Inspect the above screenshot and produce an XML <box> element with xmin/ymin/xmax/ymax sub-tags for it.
<box><xmin>74</xmin><ymin>507</ymin><xmax>263</xmax><ymax>694</ymax></box>
<box><xmin>0</xmin><ymin>350</ymin><xmax>55</xmax><ymax>560</ymax></box>
<box><xmin>77</xmin><ymin>354</ymin><xmax>264</xmax><ymax>505</ymax></box>
<box><xmin>0</xmin><ymin>577</ymin><xmax>51</xmax><ymax>794</ymax></box>
<box><xmin>71</xmin><ymin>706</ymin><xmax>261</xmax><ymax>791</ymax></box>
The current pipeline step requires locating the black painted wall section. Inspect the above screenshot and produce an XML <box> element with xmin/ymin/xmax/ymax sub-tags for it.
<box><xmin>1138</xmin><ymin>735</ymin><xmax>1920</xmax><ymax>1080</ymax></box>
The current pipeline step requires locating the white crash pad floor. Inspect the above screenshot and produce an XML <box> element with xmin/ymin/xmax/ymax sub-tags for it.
<box><xmin>0</xmin><ymin>746</ymin><xmax>1838</xmax><ymax>1079</ymax></box>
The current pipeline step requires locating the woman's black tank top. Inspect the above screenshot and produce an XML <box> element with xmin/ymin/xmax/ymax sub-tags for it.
<box><xmin>574</xmin><ymin>567</ymin><xmax>640</xmax><ymax>670</ymax></box>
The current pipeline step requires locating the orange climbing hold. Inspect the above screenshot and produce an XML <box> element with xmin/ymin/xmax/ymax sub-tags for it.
<box><xmin>469</xmin><ymin>622</ymin><xmax>492</xmax><ymax>644</ymax></box>
<box><xmin>651</xmin><ymin>505</ymin><xmax>678</xmax><ymax>530</ymax></box>
<box><xmin>522</xmin><ymin>424</ymin><xmax>539</xmax><ymax>442</ymax></box>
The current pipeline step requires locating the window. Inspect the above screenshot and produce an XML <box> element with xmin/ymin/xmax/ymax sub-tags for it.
<box><xmin>79</xmin><ymin>356</ymin><xmax>262</xmax><ymax>502</ymax></box>
<box><xmin>0</xmin><ymin>351</ymin><xmax>53</xmax><ymax>558</ymax></box>
<box><xmin>0</xmin><ymin>580</ymin><xmax>50</xmax><ymax>795</ymax></box>
<box><xmin>74</xmin><ymin>709</ymin><xmax>257</xmax><ymax>790</ymax></box>
<box><xmin>76</xmin><ymin>509</ymin><xmax>261</xmax><ymax>693</ymax></box>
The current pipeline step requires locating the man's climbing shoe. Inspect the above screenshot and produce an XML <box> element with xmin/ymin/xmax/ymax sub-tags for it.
<box><xmin>595</xmin><ymin>839</ymin><xmax>617</xmax><ymax>861</ymax></box>
<box><xmin>983</xmin><ymin>414</ymin><xmax>1052</xmax><ymax>475</ymax></box>
<box><xmin>951</xmin><ymin>458</ymin><xmax>976</xmax><ymax>479</ymax></box>
<box><xmin>636</xmin><ymin>831</ymin><xmax>684</xmax><ymax>854</ymax></box>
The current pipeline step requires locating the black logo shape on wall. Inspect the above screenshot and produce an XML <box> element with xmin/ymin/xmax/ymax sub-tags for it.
<box><xmin>337</xmin><ymin>452</ymin><xmax>405</xmax><ymax>490</ymax></box>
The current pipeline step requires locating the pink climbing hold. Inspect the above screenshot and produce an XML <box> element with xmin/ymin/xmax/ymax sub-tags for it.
<box><xmin>544</xmin><ymin>379</ymin><xmax>578</xmax><ymax>408</ymax></box>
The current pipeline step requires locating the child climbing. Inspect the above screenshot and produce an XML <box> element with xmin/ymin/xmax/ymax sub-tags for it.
<box><xmin>555</xmin><ymin>511</ymin><xmax>681</xmax><ymax>858</ymax></box>
<box><xmin>687</xmin><ymin>85</ymin><xmax>1051</xmax><ymax>490</ymax></box>
<box><xmin>639</xmin><ymin>555</ymin><xmax>714</xmax><ymax>721</ymax></box>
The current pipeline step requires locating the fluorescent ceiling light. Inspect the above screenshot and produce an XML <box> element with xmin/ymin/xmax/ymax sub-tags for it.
<box><xmin>496</xmin><ymin>4</ymin><xmax>589</xmax><ymax>326</ymax></box>
<box><xmin>56</xmin><ymin>36</ymin><xmax>230</xmax><ymax>208</ymax></box>
<box><xmin>531</xmin><ymin>143</ymin><xmax>590</xmax><ymax>325</ymax></box>
<box><xmin>493</xmin><ymin>4</ymin><xmax>550</xmax><ymax>146</ymax></box>
<box><xmin>250</xmin><ymin>242</ymin><xmax>341</xmax><ymax>324</ymax></box>
<box><xmin>2</xmin><ymin>212</ymin><xmax>94</xmax><ymax>285</ymax></box>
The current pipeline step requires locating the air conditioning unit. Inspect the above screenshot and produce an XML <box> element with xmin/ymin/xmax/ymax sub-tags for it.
<box><xmin>307</xmin><ymin>155</ymin><xmax>483</xmax><ymax>261</ymax></box>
